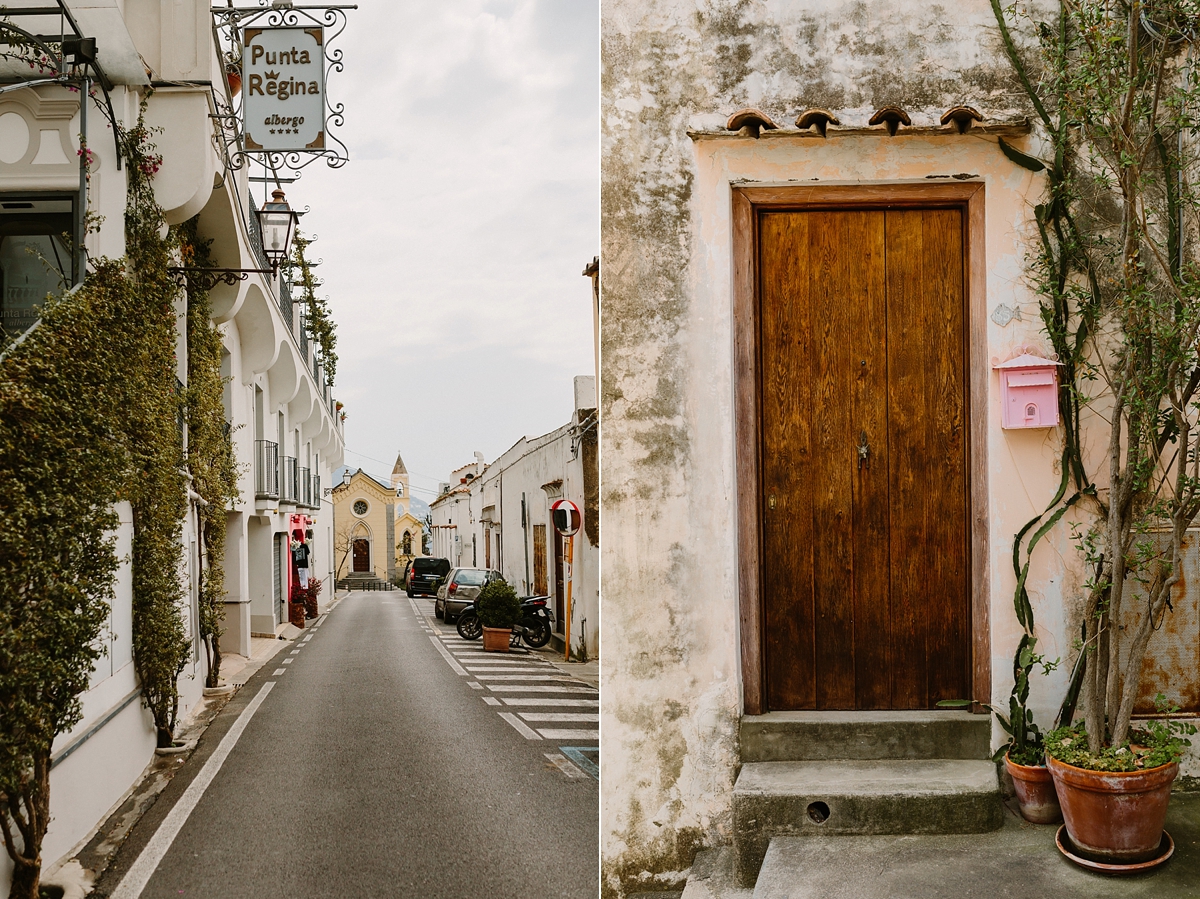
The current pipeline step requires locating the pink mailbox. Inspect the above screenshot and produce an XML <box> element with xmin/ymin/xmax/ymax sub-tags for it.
<box><xmin>994</xmin><ymin>352</ymin><xmax>1062</xmax><ymax>429</ymax></box>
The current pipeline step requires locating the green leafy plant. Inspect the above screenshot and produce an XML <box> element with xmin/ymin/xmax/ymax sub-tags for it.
<box><xmin>291</xmin><ymin>230</ymin><xmax>337</xmax><ymax>384</ymax></box>
<box><xmin>0</xmin><ymin>97</ymin><xmax>196</xmax><ymax>899</ymax></box>
<box><xmin>1046</xmin><ymin>695</ymin><xmax>1196</xmax><ymax>772</ymax></box>
<box><xmin>477</xmin><ymin>579</ymin><xmax>521</xmax><ymax>629</ymax></box>
<box><xmin>992</xmin><ymin>0</ymin><xmax>1200</xmax><ymax>758</ymax></box>
<box><xmin>180</xmin><ymin>218</ymin><xmax>241</xmax><ymax>689</ymax></box>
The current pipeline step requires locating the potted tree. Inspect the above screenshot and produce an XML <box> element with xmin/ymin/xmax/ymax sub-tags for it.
<box><xmin>989</xmin><ymin>0</ymin><xmax>1200</xmax><ymax>865</ymax></box>
<box><xmin>477</xmin><ymin>579</ymin><xmax>520</xmax><ymax>652</ymax></box>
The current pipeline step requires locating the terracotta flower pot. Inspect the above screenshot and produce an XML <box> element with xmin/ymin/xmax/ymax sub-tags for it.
<box><xmin>1004</xmin><ymin>753</ymin><xmax>1062</xmax><ymax>824</ymax></box>
<box><xmin>288</xmin><ymin>602</ymin><xmax>307</xmax><ymax>629</ymax></box>
<box><xmin>226</xmin><ymin>69</ymin><xmax>242</xmax><ymax>96</ymax></box>
<box><xmin>482</xmin><ymin>626</ymin><xmax>511</xmax><ymax>652</ymax></box>
<box><xmin>1046</xmin><ymin>754</ymin><xmax>1178</xmax><ymax>863</ymax></box>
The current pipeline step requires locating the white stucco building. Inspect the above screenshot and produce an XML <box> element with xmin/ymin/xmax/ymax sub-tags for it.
<box><xmin>430</xmin><ymin>376</ymin><xmax>599</xmax><ymax>658</ymax></box>
<box><xmin>0</xmin><ymin>3</ymin><xmax>344</xmax><ymax>893</ymax></box>
<box><xmin>602</xmin><ymin>1</ymin><xmax>1200</xmax><ymax>896</ymax></box>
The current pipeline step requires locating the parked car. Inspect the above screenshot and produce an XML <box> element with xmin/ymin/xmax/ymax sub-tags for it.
<box><xmin>406</xmin><ymin>557</ymin><xmax>450</xmax><ymax>597</ymax></box>
<box><xmin>435</xmin><ymin>567</ymin><xmax>502</xmax><ymax>622</ymax></box>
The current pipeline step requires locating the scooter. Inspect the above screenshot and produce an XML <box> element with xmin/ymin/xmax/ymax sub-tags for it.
<box><xmin>456</xmin><ymin>595</ymin><xmax>553</xmax><ymax>648</ymax></box>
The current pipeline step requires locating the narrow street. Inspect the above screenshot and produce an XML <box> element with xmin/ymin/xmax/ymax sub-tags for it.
<box><xmin>94</xmin><ymin>590</ymin><xmax>599</xmax><ymax>899</ymax></box>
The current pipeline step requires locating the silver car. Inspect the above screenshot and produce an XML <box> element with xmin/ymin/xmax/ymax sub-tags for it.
<box><xmin>435</xmin><ymin>567</ymin><xmax>502</xmax><ymax>622</ymax></box>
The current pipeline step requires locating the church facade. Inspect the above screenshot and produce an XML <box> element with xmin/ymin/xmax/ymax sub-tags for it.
<box><xmin>332</xmin><ymin>452</ymin><xmax>427</xmax><ymax>585</ymax></box>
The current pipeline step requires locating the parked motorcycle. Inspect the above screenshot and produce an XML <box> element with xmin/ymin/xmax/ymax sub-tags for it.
<box><xmin>456</xmin><ymin>595</ymin><xmax>553</xmax><ymax>648</ymax></box>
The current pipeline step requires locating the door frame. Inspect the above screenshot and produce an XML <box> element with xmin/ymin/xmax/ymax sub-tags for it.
<box><xmin>733</xmin><ymin>182</ymin><xmax>990</xmax><ymax>715</ymax></box>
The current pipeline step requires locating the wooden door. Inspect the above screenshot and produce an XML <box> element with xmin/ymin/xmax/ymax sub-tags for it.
<box><xmin>533</xmin><ymin>524</ymin><xmax>547</xmax><ymax>594</ymax></box>
<box><xmin>759</xmin><ymin>208</ymin><xmax>969</xmax><ymax>710</ymax></box>
<box><xmin>352</xmin><ymin>538</ymin><xmax>370</xmax><ymax>572</ymax></box>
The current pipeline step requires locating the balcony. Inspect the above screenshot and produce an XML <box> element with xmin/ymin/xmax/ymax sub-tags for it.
<box><xmin>311</xmin><ymin>473</ymin><xmax>321</xmax><ymax>509</ymax></box>
<box><xmin>255</xmin><ymin>440</ymin><xmax>279</xmax><ymax>499</ymax></box>
<box><xmin>280</xmin><ymin>456</ymin><xmax>299</xmax><ymax>505</ymax></box>
<box><xmin>299</xmin><ymin>466</ymin><xmax>312</xmax><ymax>508</ymax></box>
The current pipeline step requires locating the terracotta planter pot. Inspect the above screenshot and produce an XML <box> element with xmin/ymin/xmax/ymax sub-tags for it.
<box><xmin>1046</xmin><ymin>754</ymin><xmax>1178</xmax><ymax>863</ymax></box>
<box><xmin>1004</xmin><ymin>753</ymin><xmax>1062</xmax><ymax>824</ymax></box>
<box><xmin>482</xmin><ymin>626</ymin><xmax>511</xmax><ymax>652</ymax></box>
<box><xmin>288</xmin><ymin>602</ymin><xmax>307</xmax><ymax>628</ymax></box>
<box><xmin>226</xmin><ymin>69</ymin><xmax>242</xmax><ymax>96</ymax></box>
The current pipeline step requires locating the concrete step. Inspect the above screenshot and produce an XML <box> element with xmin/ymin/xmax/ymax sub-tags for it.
<box><xmin>732</xmin><ymin>759</ymin><xmax>1002</xmax><ymax>885</ymax></box>
<box><xmin>740</xmin><ymin>711</ymin><xmax>991</xmax><ymax>762</ymax></box>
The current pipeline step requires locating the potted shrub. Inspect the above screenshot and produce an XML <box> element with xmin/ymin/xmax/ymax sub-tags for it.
<box><xmin>304</xmin><ymin>576</ymin><xmax>322</xmax><ymax>619</ymax></box>
<box><xmin>940</xmin><ymin>645</ymin><xmax>1062</xmax><ymax>826</ymax></box>
<box><xmin>1045</xmin><ymin>697</ymin><xmax>1193</xmax><ymax>863</ymax></box>
<box><xmin>985</xmin><ymin>0</ymin><xmax>1200</xmax><ymax>862</ymax></box>
<box><xmin>477</xmin><ymin>578</ymin><xmax>520</xmax><ymax>652</ymax></box>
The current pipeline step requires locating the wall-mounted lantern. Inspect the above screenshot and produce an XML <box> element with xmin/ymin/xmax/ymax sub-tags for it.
<box><xmin>256</xmin><ymin>188</ymin><xmax>298</xmax><ymax>272</ymax></box>
<box><xmin>994</xmin><ymin>351</ymin><xmax>1062</xmax><ymax>429</ymax></box>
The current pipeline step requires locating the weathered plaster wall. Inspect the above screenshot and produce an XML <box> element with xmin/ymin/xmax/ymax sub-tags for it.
<box><xmin>600</xmin><ymin>2</ymin><xmax>1071</xmax><ymax>895</ymax></box>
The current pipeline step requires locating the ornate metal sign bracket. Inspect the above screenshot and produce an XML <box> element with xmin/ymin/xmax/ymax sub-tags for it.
<box><xmin>167</xmin><ymin>267</ymin><xmax>274</xmax><ymax>290</ymax></box>
<box><xmin>210</xmin><ymin>2</ymin><xmax>356</xmax><ymax>175</ymax></box>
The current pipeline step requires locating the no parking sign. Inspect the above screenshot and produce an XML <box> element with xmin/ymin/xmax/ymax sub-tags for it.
<box><xmin>550</xmin><ymin>499</ymin><xmax>581</xmax><ymax>660</ymax></box>
<box><xmin>551</xmin><ymin>499</ymin><xmax>581</xmax><ymax>537</ymax></box>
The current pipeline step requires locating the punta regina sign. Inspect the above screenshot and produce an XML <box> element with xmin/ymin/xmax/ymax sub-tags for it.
<box><xmin>242</xmin><ymin>26</ymin><xmax>326</xmax><ymax>153</ymax></box>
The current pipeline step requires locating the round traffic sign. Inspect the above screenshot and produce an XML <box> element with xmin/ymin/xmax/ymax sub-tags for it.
<box><xmin>550</xmin><ymin>498</ymin><xmax>581</xmax><ymax>537</ymax></box>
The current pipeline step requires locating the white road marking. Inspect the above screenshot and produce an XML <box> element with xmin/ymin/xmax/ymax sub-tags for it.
<box><xmin>289</xmin><ymin>650</ymin><xmax>300</xmax><ymax>655</ymax></box>
<box><xmin>272</xmin><ymin>668</ymin><xmax>286</xmax><ymax>675</ymax></box>
<box><xmin>483</xmin><ymin>697</ymin><xmax>502</xmax><ymax>706</ymax></box>
<box><xmin>282</xmin><ymin>659</ymin><xmax>292</xmax><ymax>664</ymax></box>
<box><xmin>538</xmin><ymin>728</ymin><xmax>600</xmax><ymax>740</ymax></box>
<box><xmin>469</xmin><ymin>682</ymin><xmax>483</xmax><ymax>690</ymax></box>
<box><xmin>519</xmin><ymin>713</ymin><xmax>599</xmax><ymax>722</ymax></box>
<box><xmin>473</xmin><ymin>674</ymin><xmax>577</xmax><ymax>681</ymax></box>
<box><xmin>109</xmin><ymin>683</ymin><xmax>276</xmax><ymax>899</ymax></box>
<box><xmin>499</xmin><ymin>713</ymin><xmax>542</xmax><ymax>740</ymax></box>
<box><xmin>545</xmin><ymin>753</ymin><xmax>589</xmax><ymax>779</ymax></box>
<box><xmin>487</xmin><ymin>685</ymin><xmax>596</xmax><ymax>693</ymax></box>
<box><xmin>501</xmin><ymin>698</ymin><xmax>599</xmax><ymax>706</ymax></box>
<box><xmin>427</xmin><ymin>636</ymin><xmax>468</xmax><ymax>675</ymax></box>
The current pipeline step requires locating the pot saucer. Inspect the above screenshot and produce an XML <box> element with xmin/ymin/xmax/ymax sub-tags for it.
<box><xmin>1055</xmin><ymin>825</ymin><xmax>1174</xmax><ymax>874</ymax></box>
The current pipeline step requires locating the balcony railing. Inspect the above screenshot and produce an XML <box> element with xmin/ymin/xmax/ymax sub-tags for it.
<box><xmin>311</xmin><ymin>473</ymin><xmax>321</xmax><ymax>508</ymax></box>
<box><xmin>280</xmin><ymin>456</ymin><xmax>299</xmax><ymax>504</ymax></box>
<box><xmin>247</xmin><ymin>195</ymin><xmax>272</xmax><ymax>273</ymax></box>
<box><xmin>255</xmin><ymin>440</ymin><xmax>279</xmax><ymax>499</ymax></box>
<box><xmin>299</xmin><ymin>312</ymin><xmax>309</xmax><ymax>359</ymax></box>
<box><xmin>279</xmin><ymin>274</ymin><xmax>293</xmax><ymax>331</ymax></box>
<box><xmin>298</xmin><ymin>466</ymin><xmax>312</xmax><ymax>508</ymax></box>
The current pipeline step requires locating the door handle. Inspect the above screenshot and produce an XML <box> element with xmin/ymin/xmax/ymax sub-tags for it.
<box><xmin>857</xmin><ymin>431</ymin><xmax>870</xmax><ymax>470</ymax></box>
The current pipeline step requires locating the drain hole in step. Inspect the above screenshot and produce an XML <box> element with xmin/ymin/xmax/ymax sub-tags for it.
<box><xmin>806</xmin><ymin>801</ymin><xmax>830</xmax><ymax>824</ymax></box>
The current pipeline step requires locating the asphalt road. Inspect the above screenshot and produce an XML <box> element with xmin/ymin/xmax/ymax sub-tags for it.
<box><xmin>94</xmin><ymin>590</ymin><xmax>599</xmax><ymax>899</ymax></box>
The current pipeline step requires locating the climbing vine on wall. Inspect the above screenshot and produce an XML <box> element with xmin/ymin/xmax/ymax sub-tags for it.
<box><xmin>121</xmin><ymin>110</ymin><xmax>191</xmax><ymax>751</ymax></box>
<box><xmin>179</xmin><ymin>218</ymin><xmax>240</xmax><ymax>689</ymax></box>
<box><xmin>292</xmin><ymin>230</ymin><xmax>337</xmax><ymax>384</ymax></box>
<box><xmin>0</xmin><ymin>99</ymin><xmax>193</xmax><ymax>899</ymax></box>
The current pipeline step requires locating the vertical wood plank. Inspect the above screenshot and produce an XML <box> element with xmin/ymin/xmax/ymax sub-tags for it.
<box><xmin>848</xmin><ymin>211</ymin><xmax>892</xmax><ymax>709</ymax></box>
<box><xmin>922</xmin><ymin>208</ymin><xmax>970</xmax><ymax>703</ymax></box>
<box><xmin>811</xmin><ymin>212</ymin><xmax>857</xmax><ymax>708</ymax></box>
<box><xmin>760</xmin><ymin>211</ymin><xmax>816</xmax><ymax>709</ymax></box>
<box><xmin>885</xmin><ymin>210</ymin><xmax>929</xmax><ymax>708</ymax></box>
<box><xmin>733</xmin><ymin>189</ymin><xmax>765</xmax><ymax>714</ymax></box>
<box><xmin>966</xmin><ymin>185</ymin><xmax>991</xmax><ymax>711</ymax></box>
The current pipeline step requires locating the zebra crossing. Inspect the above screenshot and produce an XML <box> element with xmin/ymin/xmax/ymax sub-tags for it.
<box><xmin>404</xmin><ymin>595</ymin><xmax>599</xmax><ymax>779</ymax></box>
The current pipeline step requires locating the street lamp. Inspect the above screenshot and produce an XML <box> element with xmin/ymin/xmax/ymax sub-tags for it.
<box><xmin>342</xmin><ymin>469</ymin><xmax>352</xmax><ymax>487</ymax></box>
<box><xmin>256</xmin><ymin>188</ymin><xmax>298</xmax><ymax>273</ymax></box>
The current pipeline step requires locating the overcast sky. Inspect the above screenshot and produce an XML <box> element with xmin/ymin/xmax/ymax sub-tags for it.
<box><xmin>285</xmin><ymin>0</ymin><xmax>598</xmax><ymax>503</ymax></box>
